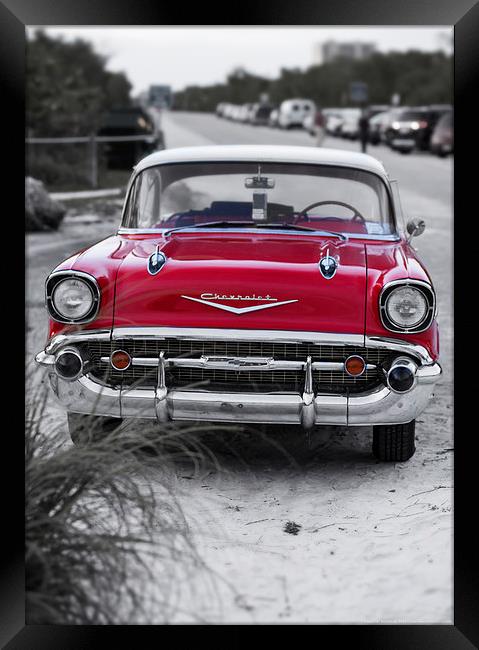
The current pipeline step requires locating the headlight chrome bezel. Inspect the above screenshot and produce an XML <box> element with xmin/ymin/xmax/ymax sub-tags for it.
<box><xmin>379</xmin><ymin>279</ymin><xmax>435</xmax><ymax>333</ymax></box>
<box><xmin>46</xmin><ymin>270</ymin><xmax>101</xmax><ymax>324</ymax></box>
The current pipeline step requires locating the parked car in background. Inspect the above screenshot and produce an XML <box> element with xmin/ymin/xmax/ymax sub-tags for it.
<box><xmin>230</xmin><ymin>105</ymin><xmax>243</xmax><ymax>121</ymax></box>
<box><xmin>268</xmin><ymin>108</ymin><xmax>280</xmax><ymax>128</ymax></box>
<box><xmin>430</xmin><ymin>109</ymin><xmax>454</xmax><ymax>157</ymax></box>
<box><xmin>278</xmin><ymin>99</ymin><xmax>316</xmax><ymax>129</ymax></box>
<box><xmin>223</xmin><ymin>104</ymin><xmax>239</xmax><ymax>120</ymax></box>
<box><xmin>340</xmin><ymin>108</ymin><xmax>362</xmax><ymax>139</ymax></box>
<box><xmin>368</xmin><ymin>111</ymin><xmax>390</xmax><ymax>145</ymax></box>
<box><xmin>385</xmin><ymin>106</ymin><xmax>452</xmax><ymax>153</ymax></box>
<box><xmin>245</xmin><ymin>104</ymin><xmax>258</xmax><ymax>123</ymax></box>
<box><xmin>236</xmin><ymin>104</ymin><xmax>252</xmax><ymax>123</ymax></box>
<box><xmin>426</xmin><ymin>105</ymin><xmax>453</xmax><ymax>149</ymax></box>
<box><xmin>380</xmin><ymin>108</ymin><xmax>408</xmax><ymax>146</ymax></box>
<box><xmin>97</xmin><ymin>107</ymin><xmax>160</xmax><ymax>169</ymax></box>
<box><xmin>250</xmin><ymin>103</ymin><xmax>275</xmax><ymax>126</ymax></box>
<box><xmin>36</xmin><ymin>144</ymin><xmax>441</xmax><ymax>462</ymax></box>
<box><xmin>216</xmin><ymin>103</ymin><xmax>227</xmax><ymax>117</ymax></box>
<box><xmin>325</xmin><ymin>109</ymin><xmax>345</xmax><ymax>137</ymax></box>
<box><xmin>221</xmin><ymin>104</ymin><xmax>232</xmax><ymax>119</ymax></box>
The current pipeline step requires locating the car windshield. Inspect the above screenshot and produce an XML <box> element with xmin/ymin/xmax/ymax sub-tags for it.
<box><xmin>124</xmin><ymin>162</ymin><xmax>395</xmax><ymax>236</ymax></box>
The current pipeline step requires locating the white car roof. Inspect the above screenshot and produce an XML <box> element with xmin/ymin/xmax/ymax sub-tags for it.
<box><xmin>134</xmin><ymin>145</ymin><xmax>389</xmax><ymax>181</ymax></box>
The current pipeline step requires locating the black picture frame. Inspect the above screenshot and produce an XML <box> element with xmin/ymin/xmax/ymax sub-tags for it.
<box><xmin>6</xmin><ymin>0</ymin><xmax>478</xmax><ymax>646</ymax></box>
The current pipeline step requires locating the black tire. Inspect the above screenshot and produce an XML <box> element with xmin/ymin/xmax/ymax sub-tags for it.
<box><xmin>67</xmin><ymin>412</ymin><xmax>123</xmax><ymax>446</ymax></box>
<box><xmin>373</xmin><ymin>421</ymin><xmax>416</xmax><ymax>462</ymax></box>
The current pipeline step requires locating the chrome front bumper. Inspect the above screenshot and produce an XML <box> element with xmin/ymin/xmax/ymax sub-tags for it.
<box><xmin>35</xmin><ymin>327</ymin><xmax>442</xmax><ymax>429</ymax></box>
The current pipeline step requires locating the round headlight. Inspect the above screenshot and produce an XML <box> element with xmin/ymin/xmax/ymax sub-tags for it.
<box><xmin>385</xmin><ymin>286</ymin><xmax>428</xmax><ymax>329</ymax></box>
<box><xmin>51</xmin><ymin>278</ymin><xmax>94</xmax><ymax>320</ymax></box>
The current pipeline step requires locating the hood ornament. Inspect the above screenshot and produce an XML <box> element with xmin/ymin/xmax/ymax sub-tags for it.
<box><xmin>319</xmin><ymin>248</ymin><xmax>339</xmax><ymax>280</ymax></box>
<box><xmin>148</xmin><ymin>245</ymin><xmax>166</xmax><ymax>275</ymax></box>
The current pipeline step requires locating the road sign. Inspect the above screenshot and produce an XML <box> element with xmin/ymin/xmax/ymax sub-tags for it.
<box><xmin>148</xmin><ymin>85</ymin><xmax>172</xmax><ymax>109</ymax></box>
<box><xmin>349</xmin><ymin>81</ymin><xmax>368</xmax><ymax>104</ymax></box>
<box><xmin>391</xmin><ymin>93</ymin><xmax>401</xmax><ymax>106</ymax></box>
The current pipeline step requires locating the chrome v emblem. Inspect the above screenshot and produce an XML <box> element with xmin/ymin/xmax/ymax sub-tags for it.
<box><xmin>181</xmin><ymin>295</ymin><xmax>298</xmax><ymax>315</ymax></box>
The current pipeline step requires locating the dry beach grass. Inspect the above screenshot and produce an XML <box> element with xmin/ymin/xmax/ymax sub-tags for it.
<box><xmin>25</xmin><ymin>380</ymin><xmax>227</xmax><ymax>624</ymax></box>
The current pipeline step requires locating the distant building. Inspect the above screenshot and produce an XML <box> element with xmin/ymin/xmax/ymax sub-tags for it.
<box><xmin>316</xmin><ymin>41</ymin><xmax>376</xmax><ymax>64</ymax></box>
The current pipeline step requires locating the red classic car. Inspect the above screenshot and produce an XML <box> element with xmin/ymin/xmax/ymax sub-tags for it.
<box><xmin>35</xmin><ymin>145</ymin><xmax>441</xmax><ymax>461</ymax></box>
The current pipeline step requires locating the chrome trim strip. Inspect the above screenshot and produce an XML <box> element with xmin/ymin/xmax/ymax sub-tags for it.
<box><xmin>35</xmin><ymin>350</ymin><xmax>55</xmax><ymax>366</ymax></box>
<box><xmin>99</xmin><ymin>355</ymin><xmax>376</xmax><ymax>372</ymax></box>
<box><xmin>36</xmin><ymin>328</ymin><xmax>435</xmax><ymax>367</ymax></box>
<box><xmin>117</xmin><ymin>226</ymin><xmax>399</xmax><ymax>241</ymax></box>
<box><xmin>112</xmin><ymin>327</ymin><xmax>365</xmax><ymax>346</ymax></box>
<box><xmin>113</xmin><ymin>327</ymin><xmax>434</xmax><ymax>365</ymax></box>
<box><xmin>416</xmin><ymin>362</ymin><xmax>442</xmax><ymax>384</ymax></box>
<box><xmin>44</xmin><ymin>330</ymin><xmax>111</xmax><ymax>356</ymax></box>
<box><xmin>364</xmin><ymin>336</ymin><xmax>433</xmax><ymax>365</ymax></box>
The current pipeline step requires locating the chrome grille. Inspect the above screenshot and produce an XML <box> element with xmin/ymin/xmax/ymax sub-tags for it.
<box><xmin>84</xmin><ymin>338</ymin><xmax>393</xmax><ymax>394</ymax></box>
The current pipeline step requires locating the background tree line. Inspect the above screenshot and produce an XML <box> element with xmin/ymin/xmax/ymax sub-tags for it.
<box><xmin>27</xmin><ymin>31</ymin><xmax>133</xmax><ymax>188</ymax></box>
<box><xmin>173</xmin><ymin>50</ymin><xmax>452</xmax><ymax>111</ymax></box>
<box><xmin>27</xmin><ymin>30</ymin><xmax>132</xmax><ymax>137</ymax></box>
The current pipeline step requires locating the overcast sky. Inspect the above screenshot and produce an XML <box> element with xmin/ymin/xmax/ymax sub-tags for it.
<box><xmin>31</xmin><ymin>27</ymin><xmax>453</xmax><ymax>94</ymax></box>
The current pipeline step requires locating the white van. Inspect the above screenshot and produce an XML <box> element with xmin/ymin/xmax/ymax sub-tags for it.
<box><xmin>278</xmin><ymin>99</ymin><xmax>316</xmax><ymax>129</ymax></box>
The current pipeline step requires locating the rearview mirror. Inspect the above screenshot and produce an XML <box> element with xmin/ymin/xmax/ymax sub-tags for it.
<box><xmin>406</xmin><ymin>218</ymin><xmax>426</xmax><ymax>242</ymax></box>
<box><xmin>245</xmin><ymin>176</ymin><xmax>275</xmax><ymax>189</ymax></box>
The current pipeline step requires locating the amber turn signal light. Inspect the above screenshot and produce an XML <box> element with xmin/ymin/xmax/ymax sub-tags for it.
<box><xmin>344</xmin><ymin>355</ymin><xmax>365</xmax><ymax>377</ymax></box>
<box><xmin>110</xmin><ymin>349</ymin><xmax>131</xmax><ymax>371</ymax></box>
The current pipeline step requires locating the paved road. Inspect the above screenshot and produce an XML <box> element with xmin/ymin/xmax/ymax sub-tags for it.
<box><xmin>26</xmin><ymin>112</ymin><xmax>453</xmax><ymax>623</ymax></box>
<box><xmin>161</xmin><ymin>111</ymin><xmax>452</xmax><ymax>212</ymax></box>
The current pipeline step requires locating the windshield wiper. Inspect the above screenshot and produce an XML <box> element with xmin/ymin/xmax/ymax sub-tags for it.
<box><xmin>163</xmin><ymin>220</ymin><xmax>347</xmax><ymax>241</ymax></box>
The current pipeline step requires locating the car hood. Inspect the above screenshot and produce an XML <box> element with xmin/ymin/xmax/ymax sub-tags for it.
<box><xmin>111</xmin><ymin>232</ymin><xmax>368</xmax><ymax>334</ymax></box>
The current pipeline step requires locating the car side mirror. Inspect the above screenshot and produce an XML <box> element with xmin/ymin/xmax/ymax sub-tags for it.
<box><xmin>406</xmin><ymin>218</ymin><xmax>426</xmax><ymax>243</ymax></box>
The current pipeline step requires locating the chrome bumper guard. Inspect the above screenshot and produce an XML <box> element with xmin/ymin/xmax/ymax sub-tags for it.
<box><xmin>35</xmin><ymin>328</ymin><xmax>442</xmax><ymax>429</ymax></box>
